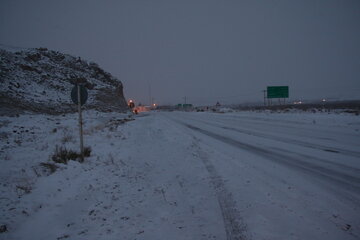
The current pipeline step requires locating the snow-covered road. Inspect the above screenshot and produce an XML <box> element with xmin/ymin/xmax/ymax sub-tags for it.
<box><xmin>1</xmin><ymin>110</ymin><xmax>359</xmax><ymax>240</ymax></box>
<box><xmin>162</xmin><ymin>111</ymin><xmax>360</xmax><ymax>239</ymax></box>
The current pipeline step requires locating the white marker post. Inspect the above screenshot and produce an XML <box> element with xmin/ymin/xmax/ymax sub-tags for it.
<box><xmin>77</xmin><ymin>84</ymin><xmax>84</xmax><ymax>162</ymax></box>
<box><xmin>71</xmin><ymin>81</ymin><xmax>88</xmax><ymax>162</ymax></box>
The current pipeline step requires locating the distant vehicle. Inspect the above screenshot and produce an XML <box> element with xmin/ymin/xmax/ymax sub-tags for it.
<box><xmin>128</xmin><ymin>100</ymin><xmax>135</xmax><ymax>109</ymax></box>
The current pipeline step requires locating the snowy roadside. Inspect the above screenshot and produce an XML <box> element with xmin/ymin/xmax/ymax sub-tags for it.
<box><xmin>0</xmin><ymin>110</ymin><xmax>131</xmax><ymax>239</ymax></box>
<box><xmin>0</xmin><ymin>111</ymin><xmax>231</xmax><ymax>240</ymax></box>
<box><xmin>1</xmin><ymin>109</ymin><xmax>359</xmax><ymax>240</ymax></box>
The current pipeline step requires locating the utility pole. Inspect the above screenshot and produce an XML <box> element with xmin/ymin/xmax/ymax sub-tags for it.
<box><xmin>184</xmin><ymin>96</ymin><xmax>187</xmax><ymax>105</ymax></box>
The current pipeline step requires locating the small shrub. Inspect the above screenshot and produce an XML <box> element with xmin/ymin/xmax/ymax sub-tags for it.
<box><xmin>16</xmin><ymin>184</ymin><xmax>32</xmax><ymax>196</ymax></box>
<box><xmin>40</xmin><ymin>162</ymin><xmax>58</xmax><ymax>174</ymax></box>
<box><xmin>14</xmin><ymin>139</ymin><xmax>22</xmax><ymax>146</ymax></box>
<box><xmin>51</xmin><ymin>145</ymin><xmax>91</xmax><ymax>164</ymax></box>
<box><xmin>84</xmin><ymin>146</ymin><xmax>91</xmax><ymax>157</ymax></box>
<box><xmin>51</xmin><ymin>146</ymin><xmax>78</xmax><ymax>164</ymax></box>
<box><xmin>0</xmin><ymin>225</ymin><xmax>7</xmax><ymax>233</ymax></box>
<box><xmin>61</xmin><ymin>133</ymin><xmax>74</xmax><ymax>144</ymax></box>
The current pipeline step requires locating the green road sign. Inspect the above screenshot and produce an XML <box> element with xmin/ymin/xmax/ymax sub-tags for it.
<box><xmin>267</xmin><ymin>86</ymin><xmax>289</xmax><ymax>98</ymax></box>
<box><xmin>177</xmin><ymin>104</ymin><xmax>193</xmax><ymax>108</ymax></box>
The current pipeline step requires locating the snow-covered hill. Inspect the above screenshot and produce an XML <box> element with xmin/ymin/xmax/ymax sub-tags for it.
<box><xmin>0</xmin><ymin>47</ymin><xmax>128</xmax><ymax>115</ymax></box>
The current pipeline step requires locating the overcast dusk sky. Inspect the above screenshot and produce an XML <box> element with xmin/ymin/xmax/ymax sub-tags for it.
<box><xmin>1</xmin><ymin>0</ymin><xmax>360</xmax><ymax>105</ymax></box>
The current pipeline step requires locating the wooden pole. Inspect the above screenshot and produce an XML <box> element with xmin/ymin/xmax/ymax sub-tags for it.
<box><xmin>77</xmin><ymin>84</ymin><xmax>84</xmax><ymax>162</ymax></box>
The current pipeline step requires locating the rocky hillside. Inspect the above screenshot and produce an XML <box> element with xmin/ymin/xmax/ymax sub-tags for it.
<box><xmin>0</xmin><ymin>47</ymin><xmax>128</xmax><ymax>115</ymax></box>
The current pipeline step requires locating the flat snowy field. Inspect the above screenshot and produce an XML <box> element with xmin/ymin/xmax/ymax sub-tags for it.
<box><xmin>1</xmin><ymin>110</ymin><xmax>359</xmax><ymax>240</ymax></box>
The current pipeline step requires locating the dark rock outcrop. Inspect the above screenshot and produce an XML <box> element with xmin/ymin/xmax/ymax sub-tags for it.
<box><xmin>0</xmin><ymin>47</ymin><xmax>129</xmax><ymax>115</ymax></box>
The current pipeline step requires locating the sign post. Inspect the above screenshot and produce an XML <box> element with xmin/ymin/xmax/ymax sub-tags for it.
<box><xmin>262</xmin><ymin>90</ymin><xmax>267</xmax><ymax>106</ymax></box>
<box><xmin>71</xmin><ymin>84</ymin><xmax>88</xmax><ymax>162</ymax></box>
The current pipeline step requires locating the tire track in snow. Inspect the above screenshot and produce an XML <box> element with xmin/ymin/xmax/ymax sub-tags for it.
<box><xmin>184</xmin><ymin>114</ymin><xmax>360</xmax><ymax>158</ymax></box>
<box><xmin>182</xmin><ymin>123</ymin><xmax>360</xmax><ymax>204</ymax></box>
<box><xmin>185</xmin><ymin>116</ymin><xmax>360</xmax><ymax>176</ymax></box>
<box><xmin>193</xmin><ymin>139</ymin><xmax>248</xmax><ymax>240</ymax></box>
